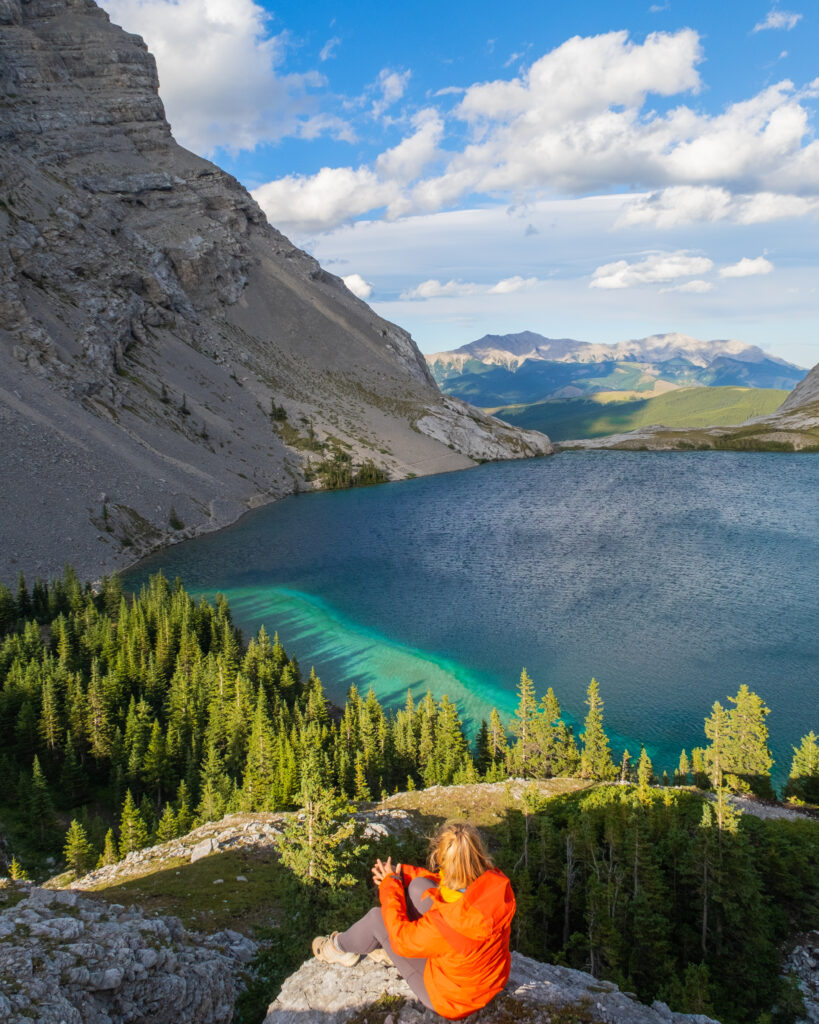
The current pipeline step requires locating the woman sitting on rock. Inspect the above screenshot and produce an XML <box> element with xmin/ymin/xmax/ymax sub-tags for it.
<box><xmin>312</xmin><ymin>821</ymin><xmax>516</xmax><ymax>1020</ymax></box>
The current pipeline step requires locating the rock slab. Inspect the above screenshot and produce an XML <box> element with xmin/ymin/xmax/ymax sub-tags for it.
<box><xmin>264</xmin><ymin>952</ymin><xmax>720</xmax><ymax>1024</ymax></box>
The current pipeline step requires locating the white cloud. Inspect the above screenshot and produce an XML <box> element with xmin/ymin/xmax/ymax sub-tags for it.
<box><xmin>372</xmin><ymin>68</ymin><xmax>411</xmax><ymax>118</ymax></box>
<box><xmin>101</xmin><ymin>0</ymin><xmax>330</xmax><ymax>154</ymax></box>
<box><xmin>487</xmin><ymin>275</ymin><xmax>539</xmax><ymax>294</ymax></box>
<box><xmin>402</xmin><ymin>279</ymin><xmax>482</xmax><ymax>299</ymax></box>
<box><xmin>342</xmin><ymin>273</ymin><xmax>372</xmax><ymax>299</ymax></box>
<box><xmin>252</xmin><ymin>28</ymin><xmax>819</xmax><ymax>232</ymax></box>
<box><xmin>253</xmin><ymin>112</ymin><xmax>443</xmax><ymax>231</ymax></box>
<box><xmin>253</xmin><ymin>166</ymin><xmax>400</xmax><ymax>234</ymax></box>
<box><xmin>753</xmin><ymin>9</ymin><xmax>802</xmax><ymax>32</ymax></box>
<box><xmin>590</xmin><ymin>251</ymin><xmax>714</xmax><ymax>289</ymax></box>
<box><xmin>661</xmin><ymin>280</ymin><xmax>715</xmax><ymax>293</ymax></box>
<box><xmin>719</xmin><ymin>256</ymin><xmax>775</xmax><ymax>278</ymax></box>
<box><xmin>401</xmin><ymin>275</ymin><xmax>541</xmax><ymax>300</ymax></box>
<box><xmin>375</xmin><ymin>109</ymin><xmax>444</xmax><ymax>183</ymax></box>
<box><xmin>319</xmin><ymin>36</ymin><xmax>340</xmax><ymax>61</ymax></box>
<box><xmin>617</xmin><ymin>186</ymin><xmax>819</xmax><ymax>227</ymax></box>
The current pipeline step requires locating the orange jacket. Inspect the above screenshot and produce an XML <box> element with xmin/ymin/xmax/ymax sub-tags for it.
<box><xmin>379</xmin><ymin>864</ymin><xmax>516</xmax><ymax>1019</ymax></box>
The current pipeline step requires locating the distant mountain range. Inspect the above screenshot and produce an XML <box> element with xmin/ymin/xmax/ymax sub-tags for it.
<box><xmin>427</xmin><ymin>331</ymin><xmax>807</xmax><ymax>407</ymax></box>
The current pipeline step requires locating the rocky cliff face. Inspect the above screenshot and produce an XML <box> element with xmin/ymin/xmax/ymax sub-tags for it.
<box><xmin>0</xmin><ymin>882</ymin><xmax>254</xmax><ymax>1023</ymax></box>
<box><xmin>0</xmin><ymin>0</ymin><xmax>550</xmax><ymax>584</ymax></box>
<box><xmin>265</xmin><ymin>953</ymin><xmax>720</xmax><ymax>1024</ymax></box>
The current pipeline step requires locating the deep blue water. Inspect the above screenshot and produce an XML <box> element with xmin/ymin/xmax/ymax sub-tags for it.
<box><xmin>125</xmin><ymin>452</ymin><xmax>819</xmax><ymax>786</ymax></box>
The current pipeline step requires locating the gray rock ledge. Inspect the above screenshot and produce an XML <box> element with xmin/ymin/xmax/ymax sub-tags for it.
<box><xmin>264</xmin><ymin>951</ymin><xmax>720</xmax><ymax>1024</ymax></box>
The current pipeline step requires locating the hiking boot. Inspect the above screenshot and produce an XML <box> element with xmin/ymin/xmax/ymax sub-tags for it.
<box><xmin>367</xmin><ymin>947</ymin><xmax>394</xmax><ymax>966</ymax></box>
<box><xmin>312</xmin><ymin>932</ymin><xmax>360</xmax><ymax>967</ymax></box>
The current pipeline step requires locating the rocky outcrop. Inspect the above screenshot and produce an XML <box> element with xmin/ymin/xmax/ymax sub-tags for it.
<box><xmin>0</xmin><ymin>0</ymin><xmax>550</xmax><ymax>584</ymax></box>
<box><xmin>0</xmin><ymin>882</ymin><xmax>254</xmax><ymax>1023</ymax></box>
<box><xmin>66</xmin><ymin>809</ymin><xmax>414</xmax><ymax>892</ymax></box>
<box><xmin>785</xmin><ymin>932</ymin><xmax>819</xmax><ymax>1024</ymax></box>
<box><xmin>264</xmin><ymin>952</ymin><xmax>720</xmax><ymax>1024</ymax></box>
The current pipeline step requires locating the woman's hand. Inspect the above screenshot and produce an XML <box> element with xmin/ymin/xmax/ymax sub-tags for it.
<box><xmin>371</xmin><ymin>856</ymin><xmax>402</xmax><ymax>886</ymax></box>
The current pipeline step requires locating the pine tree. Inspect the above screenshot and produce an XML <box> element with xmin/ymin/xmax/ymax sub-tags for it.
<box><xmin>142</xmin><ymin>719</ymin><xmax>167</xmax><ymax>807</ymax></box>
<box><xmin>29</xmin><ymin>755</ymin><xmax>56</xmax><ymax>845</ymax></box>
<box><xmin>9</xmin><ymin>856</ymin><xmax>28</xmax><ymax>880</ymax></box>
<box><xmin>580</xmin><ymin>678</ymin><xmax>616</xmax><ymax>780</ymax></box>
<box><xmin>785</xmin><ymin>731</ymin><xmax>819</xmax><ymax>804</ymax></box>
<box><xmin>637</xmin><ymin>746</ymin><xmax>654</xmax><ymax>799</ymax></box>
<box><xmin>279</xmin><ymin>745</ymin><xmax>364</xmax><ymax>886</ymax></box>
<box><xmin>676</xmin><ymin>749</ymin><xmax>690</xmax><ymax>786</ymax></box>
<box><xmin>724</xmin><ymin>685</ymin><xmax>773</xmax><ymax>797</ymax></box>
<box><xmin>155</xmin><ymin>804</ymin><xmax>178</xmax><ymax>843</ymax></box>
<box><xmin>98</xmin><ymin>828</ymin><xmax>119</xmax><ymax>867</ymax></box>
<box><xmin>704</xmin><ymin>701</ymin><xmax>728</xmax><ymax>789</ymax></box>
<box><xmin>63</xmin><ymin>819</ymin><xmax>94</xmax><ymax>876</ymax></box>
<box><xmin>118</xmin><ymin>790</ymin><xmax>149</xmax><ymax>857</ymax></box>
<box><xmin>487</xmin><ymin>708</ymin><xmax>509</xmax><ymax>776</ymax></box>
<box><xmin>511</xmin><ymin>668</ymin><xmax>538</xmax><ymax>777</ymax></box>
<box><xmin>197</xmin><ymin>741</ymin><xmax>231</xmax><ymax>823</ymax></box>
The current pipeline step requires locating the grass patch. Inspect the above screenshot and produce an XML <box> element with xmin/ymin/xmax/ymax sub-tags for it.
<box><xmin>378</xmin><ymin>778</ymin><xmax>592</xmax><ymax>831</ymax></box>
<box><xmin>497</xmin><ymin>387</ymin><xmax>789</xmax><ymax>441</ymax></box>
<box><xmin>86</xmin><ymin>848</ymin><xmax>288</xmax><ymax>935</ymax></box>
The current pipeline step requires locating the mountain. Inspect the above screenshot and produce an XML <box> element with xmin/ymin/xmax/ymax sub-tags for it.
<box><xmin>558</xmin><ymin>361</ymin><xmax>819</xmax><ymax>452</ymax></box>
<box><xmin>427</xmin><ymin>331</ymin><xmax>807</xmax><ymax>407</ymax></box>
<box><xmin>0</xmin><ymin>0</ymin><xmax>550</xmax><ymax>585</ymax></box>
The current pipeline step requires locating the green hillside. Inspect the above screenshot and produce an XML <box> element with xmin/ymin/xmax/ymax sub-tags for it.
<box><xmin>496</xmin><ymin>386</ymin><xmax>789</xmax><ymax>441</ymax></box>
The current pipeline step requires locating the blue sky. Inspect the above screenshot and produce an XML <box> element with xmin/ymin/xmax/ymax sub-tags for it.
<box><xmin>101</xmin><ymin>0</ymin><xmax>818</xmax><ymax>365</ymax></box>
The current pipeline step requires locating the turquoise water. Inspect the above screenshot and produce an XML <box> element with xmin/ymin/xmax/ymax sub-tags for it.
<box><xmin>125</xmin><ymin>452</ymin><xmax>819</xmax><ymax>784</ymax></box>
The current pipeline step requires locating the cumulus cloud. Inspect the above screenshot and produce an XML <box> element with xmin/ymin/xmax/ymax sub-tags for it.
<box><xmin>590</xmin><ymin>251</ymin><xmax>714</xmax><ymax>289</ymax></box>
<box><xmin>253</xmin><ymin>166</ymin><xmax>399</xmax><ymax>234</ymax></box>
<box><xmin>753</xmin><ymin>9</ymin><xmax>802</xmax><ymax>32</ymax></box>
<box><xmin>249</xmin><ymin>27</ymin><xmax>819</xmax><ymax>233</ymax></box>
<box><xmin>719</xmin><ymin>256</ymin><xmax>775</xmax><ymax>278</ymax></box>
<box><xmin>342</xmin><ymin>273</ymin><xmax>373</xmax><ymax>299</ymax></box>
<box><xmin>253</xmin><ymin>112</ymin><xmax>442</xmax><ymax>231</ymax></box>
<box><xmin>101</xmin><ymin>0</ymin><xmax>330</xmax><ymax>154</ymax></box>
<box><xmin>401</xmin><ymin>275</ymin><xmax>541</xmax><ymax>299</ymax></box>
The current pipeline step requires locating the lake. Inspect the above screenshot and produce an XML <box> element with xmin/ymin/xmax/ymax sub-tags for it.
<box><xmin>125</xmin><ymin>451</ymin><xmax>819</xmax><ymax>787</ymax></box>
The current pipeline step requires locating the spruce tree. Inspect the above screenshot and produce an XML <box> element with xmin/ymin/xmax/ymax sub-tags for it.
<box><xmin>155</xmin><ymin>804</ymin><xmax>178</xmax><ymax>843</ymax></box>
<box><xmin>724</xmin><ymin>685</ymin><xmax>774</xmax><ymax>797</ymax></box>
<box><xmin>118</xmin><ymin>790</ymin><xmax>149</xmax><ymax>857</ymax></box>
<box><xmin>676</xmin><ymin>749</ymin><xmax>690</xmax><ymax>786</ymax></box>
<box><xmin>784</xmin><ymin>731</ymin><xmax>819</xmax><ymax>804</ymax></box>
<box><xmin>63</xmin><ymin>820</ymin><xmax>94</xmax><ymax>876</ymax></box>
<box><xmin>580</xmin><ymin>678</ymin><xmax>616</xmax><ymax>780</ymax></box>
<box><xmin>511</xmin><ymin>668</ymin><xmax>538</xmax><ymax>777</ymax></box>
<box><xmin>704</xmin><ymin>701</ymin><xmax>728</xmax><ymax>789</ymax></box>
<box><xmin>99</xmin><ymin>828</ymin><xmax>119</xmax><ymax>867</ymax></box>
<box><xmin>29</xmin><ymin>755</ymin><xmax>56</xmax><ymax>845</ymax></box>
<box><xmin>279</xmin><ymin>745</ymin><xmax>364</xmax><ymax>886</ymax></box>
<box><xmin>487</xmin><ymin>708</ymin><xmax>509</xmax><ymax>777</ymax></box>
<box><xmin>637</xmin><ymin>746</ymin><xmax>654</xmax><ymax>799</ymax></box>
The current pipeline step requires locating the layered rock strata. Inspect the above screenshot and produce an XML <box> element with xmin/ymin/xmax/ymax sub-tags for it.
<box><xmin>0</xmin><ymin>0</ymin><xmax>550</xmax><ymax>583</ymax></box>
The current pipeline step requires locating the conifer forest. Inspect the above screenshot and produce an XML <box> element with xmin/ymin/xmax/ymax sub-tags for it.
<box><xmin>0</xmin><ymin>570</ymin><xmax>817</xmax><ymax>1024</ymax></box>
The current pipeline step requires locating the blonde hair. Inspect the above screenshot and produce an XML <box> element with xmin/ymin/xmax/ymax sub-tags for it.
<box><xmin>428</xmin><ymin>821</ymin><xmax>493</xmax><ymax>890</ymax></box>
